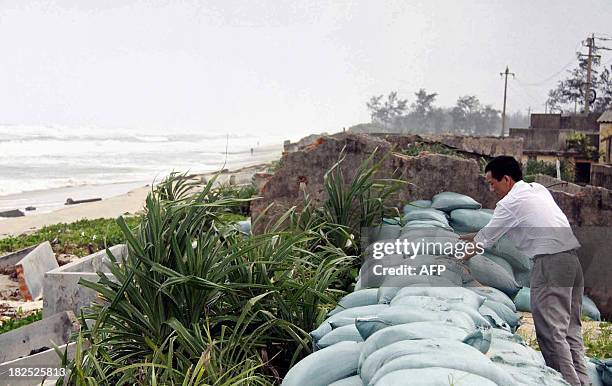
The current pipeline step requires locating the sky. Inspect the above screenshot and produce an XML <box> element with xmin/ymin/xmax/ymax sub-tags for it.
<box><xmin>0</xmin><ymin>0</ymin><xmax>611</xmax><ymax>139</ymax></box>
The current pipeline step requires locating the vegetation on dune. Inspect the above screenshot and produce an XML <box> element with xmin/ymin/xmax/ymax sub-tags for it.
<box><xmin>58</xmin><ymin>152</ymin><xmax>402</xmax><ymax>385</ymax></box>
<box><xmin>0</xmin><ymin>309</ymin><xmax>42</xmax><ymax>335</ymax></box>
<box><xmin>0</xmin><ymin>218</ymin><xmax>141</xmax><ymax>257</ymax></box>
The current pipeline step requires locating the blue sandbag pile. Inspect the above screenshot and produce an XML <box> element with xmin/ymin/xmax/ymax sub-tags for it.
<box><xmin>283</xmin><ymin>191</ymin><xmax>606</xmax><ymax>386</ymax></box>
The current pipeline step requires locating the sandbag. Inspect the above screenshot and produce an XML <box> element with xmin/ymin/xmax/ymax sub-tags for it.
<box><xmin>402</xmin><ymin>199</ymin><xmax>432</xmax><ymax>214</ymax></box>
<box><xmin>514</xmin><ymin>269</ymin><xmax>531</xmax><ymax>288</ymax></box>
<box><xmin>373</xmin><ymin>367</ymin><xmax>497</xmax><ymax>386</ymax></box>
<box><xmin>355</xmin><ymin>307</ymin><xmax>476</xmax><ymax>340</ymax></box>
<box><xmin>236</xmin><ymin>219</ymin><xmax>251</xmax><ymax>235</ymax></box>
<box><xmin>514</xmin><ymin>286</ymin><xmax>531</xmax><ymax>312</ymax></box>
<box><xmin>399</xmin><ymin>226</ymin><xmax>457</xmax><ymax>240</ymax></box>
<box><xmin>328</xmin><ymin>289</ymin><xmax>379</xmax><ymax>316</ymax></box>
<box><xmin>485</xmin><ymin>234</ymin><xmax>532</xmax><ymax>272</ymax></box>
<box><xmin>591</xmin><ymin>358</ymin><xmax>612</xmax><ymax>386</ymax></box>
<box><xmin>402</xmin><ymin>208</ymin><xmax>449</xmax><ymax>225</ymax></box>
<box><xmin>431</xmin><ymin>191</ymin><xmax>482</xmax><ymax>211</ymax></box>
<box><xmin>316</xmin><ymin>324</ymin><xmax>363</xmax><ymax>349</ymax></box>
<box><xmin>310</xmin><ymin>304</ymin><xmax>389</xmax><ymax>342</ymax></box>
<box><xmin>587</xmin><ymin>359</ymin><xmax>605</xmax><ymax>386</ymax></box>
<box><xmin>400</xmin><ymin>220</ymin><xmax>453</xmax><ymax>231</ymax></box>
<box><xmin>381</xmin><ymin>217</ymin><xmax>401</xmax><ymax>225</ymax></box>
<box><xmin>360</xmin><ymin>339</ymin><xmax>488</xmax><ymax>385</ymax></box>
<box><xmin>368</xmin><ymin>224</ymin><xmax>402</xmax><ymax>243</ymax></box>
<box><xmin>389</xmin><ymin>286</ymin><xmax>486</xmax><ymax>309</ymax></box>
<box><xmin>467</xmin><ymin>254</ymin><xmax>520</xmax><ymax>297</ymax></box>
<box><xmin>513</xmin><ymin>288</ymin><xmax>602</xmax><ymax>320</ymax></box>
<box><xmin>494</xmin><ymin>362</ymin><xmax>573</xmax><ymax>386</ymax></box>
<box><xmin>354</xmin><ymin>277</ymin><xmax>362</xmax><ymax>291</ymax></box>
<box><xmin>482</xmin><ymin>252</ymin><xmax>514</xmax><ymax>276</ymax></box>
<box><xmin>481</xmin><ymin>299</ymin><xmax>520</xmax><ymax>329</ymax></box>
<box><xmin>388</xmin><ymin>296</ymin><xmax>491</xmax><ymax>330</ymax></box>
<box><xmin>328</xmin><ymin>375</ymin><xmax>363</xmax><ymax>386</ymax></box>
<box><xmin>282</xmin><ymin>341</ymin><xmax>362</xmax><ymax>386</ymax></box>
<box><xmin>377</xmin><ymin>279</ymin><xmax>459</xmax><ymax>304</ymax></box>
<box><xmin>369</xmin><ymin>351</ymin><xmax>515</xmax><ymax>386</ymax></box>
<box><xmin>464</xmin><ymin>327</ymin><xmax>492</xmax><ymax>354</ymax></box>
<box><xmin>488</xmin><ymin>328</ymin><xmax>545</xmax><ymax>366</ymax></box>
<box><xmin>358</xmin><ymin>321</ymin><xmax>472</xmax><ymax>367</ymax></box>
<box><xmin>478</xmin><ymin>303</ymin><xmax>511</xmax><ymax>331</ymax></box>
<box><xmin>583</xmin><ymin>295</ymin><xmax>602</xmax><ymax>321</ymax></box>
<box><xmin>449</xmin><ymin>209</ymin><xmax>492</xmax><ymax>232</ymax></box>
<box><xmin>469</xmin><ymin>286</ymin><xmax>517</xmax><ymax>312</ymax></box>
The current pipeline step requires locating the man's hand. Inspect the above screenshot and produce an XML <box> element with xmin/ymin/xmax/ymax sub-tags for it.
<box><xmin>459</xmin><ymin>232</ymin><xmax>477</xmax><ymax>242</ymax></box>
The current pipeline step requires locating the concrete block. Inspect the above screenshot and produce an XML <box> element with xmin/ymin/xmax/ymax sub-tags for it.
<box><xmin>0</xmin><ymin>311</ymin><xmax>78</xmax><ymax>363</ymax></box>
<box><xmin>0</xmin><ymin>342</ymin><xmax>75</xmax><ymax>386</ymax></box>
<box><xmin>15</xmin><ymin>242</ymin><xmax>58</xmax><ymax>301</ymax></box>
<box><xmin>43</xmin><ymin>245</ymin><xmax>127</xmax><ymax>318</ymax></box>
<box><xmin>0</xmin><ymin>246</ymin><xmax>37</xmax><ymax>272</ymax></box>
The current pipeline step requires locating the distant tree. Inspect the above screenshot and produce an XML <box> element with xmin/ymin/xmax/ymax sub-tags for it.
<box><xmin>546</xmin><ymin>46</ymin><xmax>612</xmax><ymax>113</ymax></box>
<box><xmin>593</xmin><ymin>65</ymin><xmax>612</xmax><ymax>112</ymax></box>
<box><xmin>451</xmin><ymin>95</ymin><xmax>481</xmax><ymax>134</ymax></box>
<box><xmin>409</xmin><ymin>89</ymin><xmax>439</xmax><ymax>132</ymax></box>
<box><xmin>366</xmin><ymin>91</ymin><xmax>408</xmax><ymax>127</ymax></box>
<box><xmin>363</xmin><ymin>91</ymin><xmax>503</xmax><ymax>136</ymax></box>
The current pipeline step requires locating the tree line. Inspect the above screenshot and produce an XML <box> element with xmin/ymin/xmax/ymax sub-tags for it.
<box><xmin>362</xmin><ymin>90</ymin><xmax>528</xmax><ymax>136</ymax></box>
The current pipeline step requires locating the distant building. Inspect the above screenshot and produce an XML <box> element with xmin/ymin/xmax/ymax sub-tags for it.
<box><xmin>598</xmin><ymin>110</ymin><xmax>612</xmax><ymax>164</ymax></box>
<box><xmin>591</xmin><ymin>111</ymin><xmax>612</xmax><ymax>189</ymax></box>
<box><xmin>509</xmin><ymin>113</ymin><xmax>600</xmax><ymax>184</ymax></box>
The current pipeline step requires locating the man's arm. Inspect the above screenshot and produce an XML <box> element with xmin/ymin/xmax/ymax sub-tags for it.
<box><xmin>459</xmin><ymin>204</ymin><xmax>517</xmax><ymax>261</ymax></box>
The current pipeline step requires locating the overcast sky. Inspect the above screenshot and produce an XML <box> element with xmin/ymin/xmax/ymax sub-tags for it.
<box><xmin>1</xmin><ymin>0</ymin><xmax>611</xmax><ymax>138</ymax></box>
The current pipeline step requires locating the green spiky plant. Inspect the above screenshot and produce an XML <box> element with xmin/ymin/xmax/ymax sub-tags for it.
<box><xmin>59</xmin><ymin>149</ymin><xmax>400</xmax><ymax>385</ymax></box>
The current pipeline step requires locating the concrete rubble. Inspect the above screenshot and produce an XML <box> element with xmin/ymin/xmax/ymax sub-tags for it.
<box><xmin>0</xmin><ymin>244</ymin><xmax>125</xmax><ymax>385</ymax></box>
<box><xmin>43</xmin><ymin>244</ymin><xmax>126</xmax><ymax>318</ymax></box>
<box><xmin>0</xmin><ymin>311</ymin><xmax>78</xmax><ymax>363</ymax></box>
<box><xmin>15</xmin><ymin>242</ymin><xmax>58</xmax><ymax>301</ymax></box>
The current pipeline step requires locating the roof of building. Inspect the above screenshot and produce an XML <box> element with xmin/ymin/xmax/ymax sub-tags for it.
<box><xmin>598</xmin><ymin>110</ymin><xmax>612</xmax><ymax>123</ymax></box>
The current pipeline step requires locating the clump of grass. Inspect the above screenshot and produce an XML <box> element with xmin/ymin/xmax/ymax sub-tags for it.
<box><xmin>0</xmin><ymin>309</ymin><xmax>42</xmax><ymax>335</ymax></box>
<box><xmin>402</xmin><ymin>142</ymin><xmax>460</xmax><ymax>157</ymax></box>
<box><xmin>584</xmin><ymin>322</ymin><xmax>612</xmax><ymax>359</ymax></box>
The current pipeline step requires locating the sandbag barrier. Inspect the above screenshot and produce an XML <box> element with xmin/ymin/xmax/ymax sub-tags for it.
<box><xmin>283</xmin><ymin>192</ymin><xmax>604</xmax><ymax>386</ymax></box>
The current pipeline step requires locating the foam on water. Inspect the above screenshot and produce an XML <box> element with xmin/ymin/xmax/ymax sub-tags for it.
<box><xmin>0</xmin><ymin>124</ymin><xmax>284</xmax><ymax>197</ymax></box>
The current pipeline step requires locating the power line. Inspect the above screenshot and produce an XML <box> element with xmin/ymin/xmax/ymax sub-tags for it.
<box><xmin>517</xmin><ymin>42</ymin><xmax>581</xmax><ymax>87</ymax></box>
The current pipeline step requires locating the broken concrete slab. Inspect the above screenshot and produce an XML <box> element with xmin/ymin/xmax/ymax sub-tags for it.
<box><xmin>43</xmin><ymin>244</ymin><xmax>127</xmax><ymax>318</ymax></box>
<box><xmin>0</xmin><ymin>246</ymin><xmax>37</xmax><ymax>273</ymax></box>
<box><xmin>0</xmin><ymin>342</ymin><xmax>75</xmax><ymax>386</ymax></box>
<box><xmin>15</xmin><ymin>242</ymin><xmax>58</xmax><ymax>301</ymax></box>
<box><xmin>0</xmin><ymin>311</ymin><xmax>78</xmax><ymax>363</ymax></box>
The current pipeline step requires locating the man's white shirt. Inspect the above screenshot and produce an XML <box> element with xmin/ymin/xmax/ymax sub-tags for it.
<box><xmin>474</xmin><ymin>180</ymin><xmax>580</xmax><ymax>257</ymax></box>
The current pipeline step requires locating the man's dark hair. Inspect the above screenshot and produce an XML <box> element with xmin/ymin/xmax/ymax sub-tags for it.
<box><xmin>484</xmin><ymin>156</ymin><xmax>523</xmax><ymax>182</ymax></box>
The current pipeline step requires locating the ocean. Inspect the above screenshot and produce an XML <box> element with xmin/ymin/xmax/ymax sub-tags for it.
<box><xmin>0</xmin><ymin>124</ymin><xmax>285</xmax><ymax>214</ymax></box>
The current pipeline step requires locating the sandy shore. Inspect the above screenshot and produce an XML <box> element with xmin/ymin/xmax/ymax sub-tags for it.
<box><xmin>0</xmin><ymin>149</ymin><xmax>281</xmax><ymax>238</ymax></box>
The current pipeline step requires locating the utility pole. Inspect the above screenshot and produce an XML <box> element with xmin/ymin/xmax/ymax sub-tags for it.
<box><xmin>500</xmin><ymin>66</ymin><xmax>515</xmax><ymax>137</ymax></box>
<box><xmin>585</xmin><ymin>34</ymin><xmax>594</xmax><ymax>114</ymax></box>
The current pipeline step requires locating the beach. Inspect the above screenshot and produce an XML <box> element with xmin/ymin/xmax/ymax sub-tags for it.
<box><xmin>0</xmin><ymin>144</ymin><xmax>283</xmax><ymax>238</ymax></box>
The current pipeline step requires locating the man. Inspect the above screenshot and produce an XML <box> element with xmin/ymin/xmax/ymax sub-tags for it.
<box><xmin>460</xmin><ymin>155</ymin><xmax>588</xmax><ymax>386</ymax></box>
